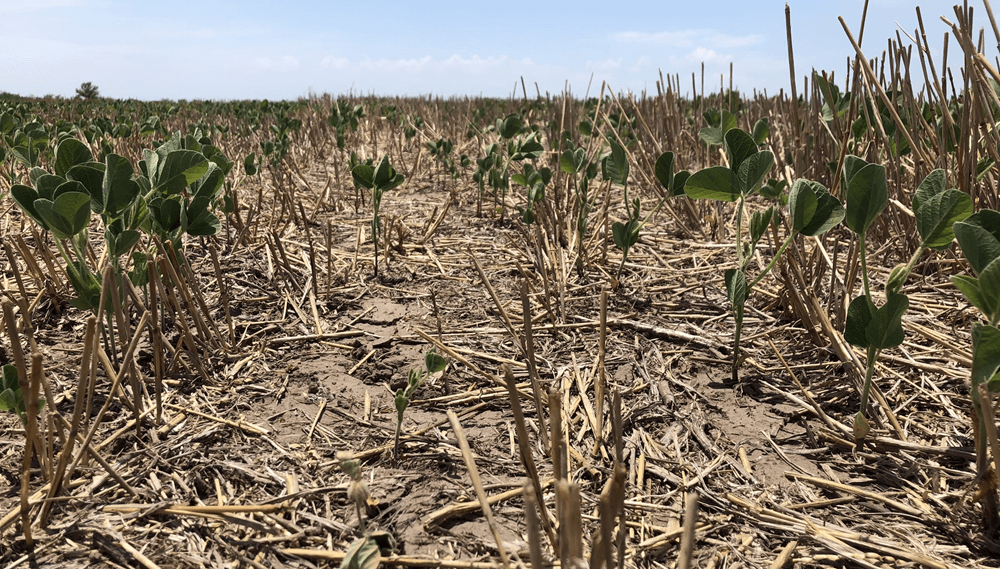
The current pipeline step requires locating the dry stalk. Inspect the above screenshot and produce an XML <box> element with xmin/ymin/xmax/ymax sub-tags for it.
<box><xmin>445</xmin><ymin>410</ymin><xmax>511</xmax><ymax>569</ymax></box>
<box><xmin>502</xmin><ymin>365</ymin><xmax>556</xmax><ymax>548</ymax></box>
<box><xmin>520</xmin><ymin>280</ymin><xmax>549</xmax><ymax>449</ymax></box>
<box><xmin>40</xmin><ymin>316</ymin><xmax>95</xmax><ymax>527</ymax></box>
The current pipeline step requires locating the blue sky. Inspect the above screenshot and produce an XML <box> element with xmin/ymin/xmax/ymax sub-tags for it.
<box><xmin>0</xmin><ymin>0</ymin><xmax>961</xmax><ymax>101</ymax></box>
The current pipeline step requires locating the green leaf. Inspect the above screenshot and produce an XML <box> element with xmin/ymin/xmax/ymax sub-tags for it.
<box><xmin>844</xmin><ymin>162</ymin><xmax>887</xmax><ymax>236</ymax></box>
<box><xmin>801</xmin><ymin>186</ymin><xmax>845</xmax><ymax>236</ymax></box>
<box><xmin>603</xmin><ymin>139</ymin><xmax>629</xmax><ymax>186</ymax></box>
<box><xmin>54</xmin><ymin>138</ymin><xmax>93</xmax><ymax>178</ymax></box>
<box><xmin>952</xmin><ymin>275</ymin><xmax>989</xmax><ymax>316</ymax></box>
<box><xmin>698</xmin><ymin>109</ymin><xmax>738</xmax><ymax>146</ymax></box>
<box><xmin>725</xmin><ymin>268</ymin><xmax>748</xmax><ymax>307</ymax></box>
<box><xmin>788</xmin><ymin>180</ymin><xmax>819</xmax><ymax>232</ymax></box>
<box><xmin>612</xmin><ymin>220</ymin><xmax>639</xmax><ymax>251</ymax></box>
<box><xmin>65</xmin><ymin>259</ymin><xmax>101</xmax><ymax>311</ymax></box>
<box><xmin>66</xmin><ymin>162</ymin><xmax>106</xmax><ymax>211</ymax></box>
<box><xmin>752</xmin><ymin>117</ymin><xmax>770</xmax><ymax>145</ymax></box>
<box><xmin>561</xmin><ymin>148</ymin><xmax>587</xmax><ymax>174</ymax></box>
<box><xmin>102</xmin><ymin>154</ymin><xmax>140</xmax><ymax>217</ymax></box>
<box><xmin>153</xmin><ymin>150</ymin><xmax>209</xmax><ymax>194</ymax></box>
<box><xmin>750</xmin><ymin>207</ymin><xmax>774</xmax><ymax>246</ymax></box>
<box><xmin>978</xmin><ymin>256</ymin><xmax>1000</xmax><ymax>321</ymax></box>
<box><xmin>512</xmin><ymin>139</ymin><xmax>544</xmax><ymax>161</ymax></box>
<box><xmin>191</xmin><ymin>162</ymin><xmax>225</xmax><ymax>201</ymax></box>
<box><xmin>11</xmin><ymin>184</ymin><xmax>48</xmax><ymax>230</ymax></box>
<box><xmin>683</xmin><ymin>166</ymin><xmax>738</xmax><ymax>202</ymax></box>
<box><xmin>128</xmin><ymin>252</ymin><xmax>150</xmax><ymax>286</ymax></box>
<box><xmin>671</xmin><ymin>171</ymin><xmax>690</xmax><ymax>197</ymax></box>
<box><xmin>244</xmin><ymin>153</ymin><xmax>258</xmax><ymax>176</ymax></box>
<box><xmin>107</xmin><ymin>228</ymin><xmax>141</xmax><ymax>257</ymax></box>
<box><xmin>954</xmin><ymin>210</ymin><xmax>1000</xmax><ymax>275</ymax></box>
<box><xmin>916</xmin><ymin>188</ymin><xmax>972</xmax><ymax>250</ymax></box>
<box><xmin>183</xmin><ymin>196</ymin><xmax>221</xmax><ymax>236</ymax></box>
<box><xmin>865</xmin><ymin>292</ymin><xmax>908</xmax><ymax>350</ymax></box>
<box><xmin>738</xmin><ymin>151</ymin><xmax>773</xmax><ymax>195</ymax></box>
<box><xmin>844</xmin><ymin>295</ymin><xmax>875</xmax><ymax>348</ymax></box>
<box><xmin>912</xmin><ymin>169</ymin><xmax>947</xmax><ymax>214</ymax></box>
<box><xmin>0</xmin><ymin>112</ymin><xmax>14</xmax><ymax>135</ymax></box>
<box><xmin>654</xmin><ymin>152</ymin><xmax>674</xmax><ymax>191</ymax></box>
<box><xmin>497</xmin><ymin>114</ymin><xmax>522</xmax><ymax>139</ymax></box>
<box><xmin>425</xmin><ymin>350</ymin><xmax>447</xmax><ymax>373</ymax></box>
<box><xmin>972</xmin><ymin>323</ymin><xmax>1000</xmax><ymax>391</ymax></box>
<box><xmin>202</xmin><ymin>145</ymin><xmax>233</xmax><ymax>176</ymax></box>
<box><xmin>34</xmin><ymin>173</ymin><xmax>66</xmax><ymax>201</ymax></box>
<box><xmin>352</xmin><ymin>164</ymin><xmax>375</xmax><ymax>189</ymax></box>
<box><xmin>703</xmin><ymin>107</ymin><xmax>722</xmax><ymax>128</ymax></box>
<box><xmin>842</xmin><ymin>155</ymin><xmax>870</xmax><ymax>189</ymax></box>
<box><xmin>340</xmin><ymin>537</ymin><xmax>383</xmax><ymax>569</ymax></box>
<box><xmin>34</xmin><ymin>189</ymin><xmax>91</xmax><ymax>239</ymax></box>
<box><xmin>149</xmin><ymin>195</ymin><xmax>182</xmax><ymax>233</ymax></box>
<box><xmin>372</xmin><ymin>155</ymin><xmax>404</xmax><ymax>190</ymax></box>
<box><xmin>724</xmin><ymin>128</ymin><xmax>758</xmax><ymax>174</ymax></box>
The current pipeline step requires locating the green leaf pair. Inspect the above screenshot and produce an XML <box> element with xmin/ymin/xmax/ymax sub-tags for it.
<box><xmin>684</xmin><ymin>128</ymin><xmax>773</xmax><ymax>201</ymax></box>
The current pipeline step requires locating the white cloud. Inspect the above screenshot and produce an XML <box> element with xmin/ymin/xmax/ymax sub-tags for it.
<box><xmin>613</xmin><ymin>29</ymin><xmax>763</xmax><ymax>49</ymax></box>
<box><xmin>587</xmin><ymin>58</ymin><xmax>622</xmax><ymax>71</ymax></box>
<box><xmin>254</xmin><ymin>55</ymin><xmax>301</xmax><ymax>72</ymax></box>
<box><xmin>631</xmin><ymin>55</ymin><xmax>651</xmax><ymax>72</ymax></box>
<box><xmin>320</xmin><ymin>55</ymin><xmax>350</xmax><ymax>70</ymax></box>
<box><xmin>683</xmin><ymin>47</ymin><xmax>732</xmax><ymax>64</ymax></box>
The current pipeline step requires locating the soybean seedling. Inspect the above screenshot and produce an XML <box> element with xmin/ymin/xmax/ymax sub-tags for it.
<box><xmin>0</xmin><ymin>364</ymin><xmax>44</xmax><ymax>426</ymax></box>
<box><xmin>393</xmin><ymin>348</ymin><xmax>447</xmax><ymax>459</ymax></box>
<box><xmin>605</xmin><ymin>140</ymin><xmax>686</xmax><ymax>283</ymax></box>
<box><xmin>951</xmin><ymin>208</ymin><xmax>1000</xmax><ymax>526</ymax></box>
<box><xmin>681</xmin><ymin>127</ymin><xmax>844</xmax><ymax>382</ymax></box>
<box><xmin>351</xmin><ymin>155</ymin><xmax>405</xmax><ymax>279</ymax></box>
<box><xmin>337</xmin><ymin>452</ymin><xmax>396</xmax><ymax>569</ymax></box>
<box><xmin>839</xmin><ymin>156</ymin><xmax>910</xmax><ymax>445</ymax></box>
<box><xmin>844</xmin><ymin>167</ymin><xmax>970</xmax><ymax>448</ymax></box>
<box><xmin>559</xmin><ymin>145</ymin><xmax>599</xmax><ymax>275</ymax></box>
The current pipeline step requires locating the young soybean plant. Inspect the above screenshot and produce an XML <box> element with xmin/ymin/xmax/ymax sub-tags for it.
<box><xmin>0</xmin><ymin>364</ymin><xmax>44</xmax><ymax>426</ymax></box>
<box><xmin>559</xmin><ymin>145</ymin><xmax>599</xmax><ymax>275</ymax></box>
<box><xmin>605</xmin><ymin>142</ymin><xmax>688</xmax><ymax>282</ymax></box>
<box><xmin>393</xmin><ymin>348</ymin><xmax>447</xmax><ymax>459</ymax></box>
<box><xmin>351</xmin><ymin>155</ymin><xmax>404</xmax><ymax>279</ymax></box>
<box><xmin>682</xmin><ymin>127</ymin><xmax>844</xmax><ymax>382</ymax></box>
<box><xmin>951</xmin><ymin>209</ymin><xmax>1000</xmax><ymax>524</ymax></box>
<box><xmin>841</xmin><ymin>161</ymin><xmax>972</xmax><ymax>446</ymax></box>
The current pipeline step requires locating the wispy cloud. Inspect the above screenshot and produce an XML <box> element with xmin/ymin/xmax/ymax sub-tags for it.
<box><xmin>586</xmin><ymin>58</ymin><xmax>622</xmax><ymax>71</ymax></box>
<box><xmin>612</xmin><ymin>29</ymin><xmax>764</xmax><ymax>49</ymax></box>
<box><xmin>253</xmin><ymin>55</ymin><xmax>301</xmax><ymax>72</ymax></box>
<box><xmin>682</xmin><ymin>47</ymin><xmax>732</xmax><ymax>65</ymax></box>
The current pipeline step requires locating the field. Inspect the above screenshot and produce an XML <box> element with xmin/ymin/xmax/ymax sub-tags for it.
<box><xmin>3</xmin><ymin>6</ymin><xmax>1000</xmax><ymax>569</ymax></box>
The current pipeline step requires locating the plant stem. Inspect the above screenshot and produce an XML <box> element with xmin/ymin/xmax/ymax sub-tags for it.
<box><xmin>858</xmin><ymin>346</ymin><xmax>878</xmax><ymax>414</ymax></box>
<box><xmin>734</xmin><ymin>196</ymin><xmax>746</xmax><ymax>267</ymax></box>
<box><xmin>748</xmin><ymin>231</ymin><xmax>799</xmax><ymax>290</ymax></box>
<box><xmin>731</xmin><ymin>302</ymin><xmax>744</xmax><ymax>383</ymax></box>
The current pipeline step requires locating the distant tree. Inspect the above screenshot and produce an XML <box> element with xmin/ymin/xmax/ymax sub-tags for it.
<box><xmin>75</xmin><ymin>82</ymin><xmax>99</xmax><ymax>100</ymax></box>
